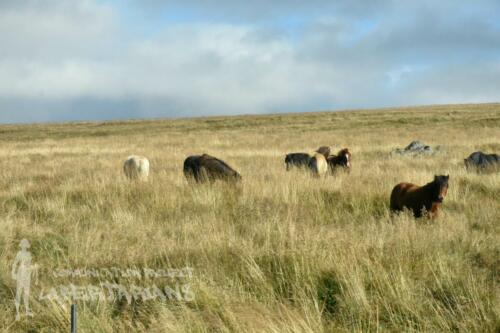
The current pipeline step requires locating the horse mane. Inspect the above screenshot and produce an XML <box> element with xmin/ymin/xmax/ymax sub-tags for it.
<box><xmin>337</xmin><ymin>148</ymin><xmax>350</xmax><ymax>156</ymax></box>
<box><xmin>422</xmin><ymin>179</ymin><xmax>438</xmax><ymax>195</ymax></box>
<box><xmin>422</xmin><ymin>176</ymin><xmax>449</xmax><ymax>199</ymax></box>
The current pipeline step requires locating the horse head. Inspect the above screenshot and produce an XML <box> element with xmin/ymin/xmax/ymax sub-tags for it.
<box><xmin>338</xmin><ymin>148</ymin><xmax>351</xmax><ymax>168</ymax></box>
<box><xmin>432</xmin><ymin>175</ymin><xmax>449</xmax><ymax>203</ymax></box>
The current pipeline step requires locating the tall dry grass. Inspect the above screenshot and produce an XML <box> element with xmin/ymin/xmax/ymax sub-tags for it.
<box><xmin>0</xmin><ymin>103</ymin><xmax>499</xmax><ymax>332</ymax></box>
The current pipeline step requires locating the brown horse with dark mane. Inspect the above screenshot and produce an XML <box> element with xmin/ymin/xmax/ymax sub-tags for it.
<box><xmin>327</xmin><ymin>148</ymin><xmax>351</xmax><ymax>173</ymax></box>
<box><xmin>390</xmin><ymin>175</ymin><xmax>449</xmax><ymax>218</ymax></box>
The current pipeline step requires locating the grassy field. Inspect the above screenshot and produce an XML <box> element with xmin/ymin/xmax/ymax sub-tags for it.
<box><xmin>0</xmin><ymin>103</ymin><xmax>499</xmax><ymax>332</ymax></box>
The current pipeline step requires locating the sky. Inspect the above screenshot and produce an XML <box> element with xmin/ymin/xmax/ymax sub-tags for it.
<box><xmin>0</xmin><ymin>0</ymin><xmax>499</xmax><ymax>124</ymax></box>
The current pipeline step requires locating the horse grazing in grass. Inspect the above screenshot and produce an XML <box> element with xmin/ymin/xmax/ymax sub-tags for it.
<box><xmin>285</xmin><ymin>153</ymin><xmax>311</xmax><ymax>171</ymax></box>
<box><xmin>285</xmin><ymin>146</ymin><xmax>330</xmax><ymax>171</ymax></box>
<box><xmin>183</xmin><ymin>155</ymin><xmax>202</xmax><ymax>180</ymax></box>
<box><xmin>390</xmin><ymin>175</ymin><xmax>449</xmax><ymax>218</ymax></box>
<box><xmin>327</xmin><ymin>148</ymin><xmax>351</xmax><ymax>173</ymax></box>
<box><xmin>183</xmin><ymin>154</ymin><xmax>241</xmax><ymax>183</ymax></box>
<box><xmin>123</xmin><ymin>155</ymin><xmax>150</xmax><ymax>181</ymax></box>
<box><xmin>308</xmin><ymin>153</ymin><xmax>328</xmax><ymax>177</ymax></box>
<box><xmin>464</xmin><ymin>151</ymin><xmax>499</xmax><ymax>172</ymax></box>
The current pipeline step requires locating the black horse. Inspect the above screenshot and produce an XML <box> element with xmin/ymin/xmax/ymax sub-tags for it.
<box><xmin>326</xmin><ymin>148</ymin><xmax>351</xmax><ymax>173</ymax></box>
<box><xmin>284</xmin><ymin>153</ymin><xmax>311</xmax><ymax>171</ymax></box>
<box><xmin>464</xmin><ymin>151</ymin><xmax>499</xmax><ymax>172</ymax></box>
<box><xmin>183</xmin><ymin>154</ymin><xmax>242</xmax><ymax>183</ymax></box>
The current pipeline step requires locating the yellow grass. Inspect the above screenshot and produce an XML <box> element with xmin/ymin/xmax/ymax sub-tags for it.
<box><xmin>0</xmin><ymin>103</ymin><xmax>499</xmax><ymax>332</ymax></box>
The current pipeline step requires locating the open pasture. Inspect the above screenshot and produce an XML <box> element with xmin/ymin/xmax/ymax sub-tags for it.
<box><xmin>0</xmin><ymin>104</ymin><xmax>499</xmax><ymax>332</ymax></box>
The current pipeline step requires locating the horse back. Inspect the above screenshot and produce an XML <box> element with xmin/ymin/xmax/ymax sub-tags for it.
<box><xmin>199</xmin><ymin>154</ymin><xmax>240</xmax><ymax>181</ymax></box>
<box><xmin>390</xmin><ymin>182</ymin><xmax>419</xmax><ymax>210</ymax></box>
<box><xmin>285</xmin><ymin>153</ymin><xmax>311</xmax><ymax>170</ymax></box>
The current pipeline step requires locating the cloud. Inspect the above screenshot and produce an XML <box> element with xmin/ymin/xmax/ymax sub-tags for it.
<box><xmin>0</xmin><ymin>0</ymin><xmax>118</xmax><ymax>60</ymax></box>
<box><xmin>131</xmin><ymin>0</ymin><xmax>401</xmax><ymax>20</ymax></box>
<box><xmin>0</xmin><ymin>0</ymin><xmax>499</xmax><ymax>123</ymax></box>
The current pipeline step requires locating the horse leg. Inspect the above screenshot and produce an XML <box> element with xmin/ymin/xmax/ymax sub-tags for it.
<box><xmin>413</xmin><ymin>208</ymin><xmax>423</xmax><ymax>218</ymax></box>
<box><xmin>428</xmin><ymin>203</ymin><xmax>440</xmax><ymax>219</ymax></box>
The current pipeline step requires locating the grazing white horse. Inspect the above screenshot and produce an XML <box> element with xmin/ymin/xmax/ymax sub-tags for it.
<box><xmin>123</xmin><ymin>155</ymin><xmax>150</xmax><ymax>181</ymax></box>
<box><xmin>309</xmin><ymin>153</ymin><xmax>328</xmax><ymax>176</ymax></box>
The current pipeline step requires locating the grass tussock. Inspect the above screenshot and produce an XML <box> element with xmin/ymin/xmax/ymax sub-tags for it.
<box><xmin>0</xmin><ymin>103</ymin><xmax>499</xmax><ymax>332</ymax></box>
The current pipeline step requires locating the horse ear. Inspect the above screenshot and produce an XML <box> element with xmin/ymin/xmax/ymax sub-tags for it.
<box><xmin>446</xmin><ymin>175</ymin><xmax>449</xmax><ymax>179</ymax></box>
<box><xmin>434</xmin><ymin>175</ymin><xmax>438</xmax><ymax>180</ymax></box>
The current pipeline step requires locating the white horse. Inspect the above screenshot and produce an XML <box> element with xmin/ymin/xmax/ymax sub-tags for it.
<box><xmin>123</xmin><ymin>155</ymin><xmax>150</xmax><ymax>181</ymax></box>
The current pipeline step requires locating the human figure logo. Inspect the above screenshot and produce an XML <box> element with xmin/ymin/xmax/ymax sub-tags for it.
<box><xmin>11</xmin><ymin>239</ymin><xmax>38</xmax><ymax>321</ymax></box>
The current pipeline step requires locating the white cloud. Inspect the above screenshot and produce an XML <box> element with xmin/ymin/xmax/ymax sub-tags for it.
<box><xmin>0</xmin><ymin>0</ymin><xmax>499</xmax><ymax>123</ymax></box>
<box><xmin>0</xmin><ymin>0</ymin><xmax>117</xmax><ymax>60</ymax></box>
<box><xmin>0</xmin><ymin>0</ymin><xmax>120</xmax><ymax>101</ymax></box>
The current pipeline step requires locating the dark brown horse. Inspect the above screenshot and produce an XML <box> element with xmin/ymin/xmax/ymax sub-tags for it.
<box><xmin>327</xmin><ymin>148</ymin><xmax>351</xmax><ymax>173</ymax></box>
<box><xmin>390</xmin><ymin>175</ymin><xmax>449</xmax><ymax>218</ymax></box>
<box><xmin>183</xmin><ymin>154</ymin><xmax>242</xmax><ymax>183</ymax></box>
<box><xmin>464</xmin><ymin>151</ymin><xmax>499</xmax><ymax>172</ymax></box>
